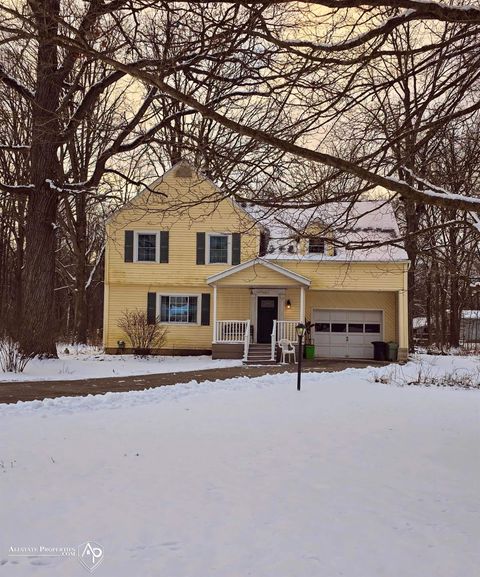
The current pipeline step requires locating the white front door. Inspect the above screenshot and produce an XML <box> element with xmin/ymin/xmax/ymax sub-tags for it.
<box><xmin>312</xmin><ymin>309</ymin><xmax>383</xmax><ymax>359</ymax></box>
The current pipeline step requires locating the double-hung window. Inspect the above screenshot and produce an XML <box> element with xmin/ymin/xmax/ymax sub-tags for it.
<box><xmin>208</xmin><ymin>233</ymin><xmax>230</xmax><ymax>264</ymax></box>
<box><xmin>160</xmin><ymin>295</ymin><xmax>199</xmax><ymax>324</ymax></box>
<box><xmin>135</xmin><ymin>232</ymin><xmax>158</xmax><ymax>262</ymax></box>
<box><xmin>308</xmin><ymin>237</ymin><xmax>326</xmax><ymax>254</ymax></box>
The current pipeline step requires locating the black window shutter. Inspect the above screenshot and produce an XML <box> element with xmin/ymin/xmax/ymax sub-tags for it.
<box><xmin>147</xmin><ymin>292</ymin><xmax>156</xmax><ymax>325</ymax></box>
<box><xmin>232</xmin><ymin>233</ymin><xmax>241</xmax><ymax>265</ymax></box>
<box><xmin>259</xmin><ymin>231</ymin><xmax>269</xmax><ymax>257</ymax></box>
<box><xmin>159</xmin><ymin>231</ymin><xmax>169</xmax><ymax>263</ymax></box>
<box><xmin>124</xmin><ymin>230</ymin><xmax>134</xmax><ymax>262</ymax></box>
<box><xmin>196</xmin><ymin>232</ymin><xmax>206</xmax><ymax>265</ymax></box>
<box><xmin>201</xmin><ymin>293</ymin><xmax>210</xmax><ymax>326</ymax></box>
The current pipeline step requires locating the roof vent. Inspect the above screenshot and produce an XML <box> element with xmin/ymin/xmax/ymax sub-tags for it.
<box><xmin>175</xmin><ymin>164</ymin><xmax>193</xmax><ymax>178</ymax></box>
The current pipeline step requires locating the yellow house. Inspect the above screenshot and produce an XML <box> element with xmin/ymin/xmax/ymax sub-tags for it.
<box><xmin>104</xmin><ymin>162</ymin><xmax>409</xmax><ymax>362</ymax></box>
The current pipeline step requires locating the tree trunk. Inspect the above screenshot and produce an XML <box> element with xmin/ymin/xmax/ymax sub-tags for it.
<box><xmin>403</xmin><ymin>199</ymin><xmax>421</xmax><ymax>352</ymax></box>
<box><xmin>20</xmin><ymin>0</ymin><xmax>61</xmax><ymax>357</ymax></box>
<box><xmin>73</xmin><ymin>193</ymin><xmax>88</xmax><ymax>344</ymax></box>
<box><xmin>426</xmin><ymin>269</ymin><xmax>432</xmax><ymax>347</ymax></box>
<box><xmin>448</xmin><ymin>223</ymin><xmax>461</xmax><ymax>348</ymax></box>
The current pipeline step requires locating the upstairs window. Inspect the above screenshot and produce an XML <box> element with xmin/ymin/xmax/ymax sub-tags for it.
<box><xmin>308</xmin><ymin>237</ymin><xmax>326</xmax><ymax>254</ymax></box>
<box><xmin>208</xmin><ymin>233</ymin><xmax>230</xmax><ymax>264</ymax></box>
<box><xmin>135</xmin><ymin>232</ymin><xmax>157</xmax><ymax>262</ymax></box>
<box><xmin>160</xmin><ymin>295</ymin><xmax>199</xmax><ymax>324</ymax></box>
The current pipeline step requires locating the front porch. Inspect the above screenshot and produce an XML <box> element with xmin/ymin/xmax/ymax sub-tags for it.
<box><xmin>212</xmin><ymin>319</ymin><xmax>303</xmax><ymax>363</ymax></box>
<box><xmin>207</xmin><ymin>258</ymin><xmax>311</xmax><ymax>363</ymax></box>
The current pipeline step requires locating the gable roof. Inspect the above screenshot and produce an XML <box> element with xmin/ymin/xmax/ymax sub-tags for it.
<box><xmin>207</xmin><ymin>258</ymin><xmax>311</xmax><ymax>286</ymax></box>
<box><xmin>107</xmin><ymin>160</ymin><xmax>258</xmax><ymax>227</ymax></box>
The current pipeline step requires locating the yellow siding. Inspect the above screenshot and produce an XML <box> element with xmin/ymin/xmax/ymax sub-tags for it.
<box><xmin>215</xmin><ymin>263</ymin><xmax>304</xmax><ymax>287</ymax></box>
<box><xmin>306</xmin><ymin>290</ymin><xmax>397</xmax><ymax>341</ymax></box>
<box><xmin>105</xmin><ymin>284</ymin><xmax>399</xmax><ymax>348</ymax></box>
<box><xmin>104</xmin><ymin>163</ymin><xmax>409</xmax><ymax>352</ymax></box>
<box><xmin>277</xmin><ymin>261</ymin><xmax>406</xmax><ymax>291</ymax></box>
<box><xmin>106</xmin><ymin>284</ymin><xmax>213</xmax><ymax>349</ymax></box>
<box><xmin>284</xmin><ymin>288</ymin><xmax>301</xmax><ymax>321</ymax></box>
<box><xmin>106</xmin><ymin>167</ymin><xmax>259</xmax><ymax>286</ymax></box>
<box><xmin>216</xmin><ymin>288</ymin><xmax>251</xmax><ymax>320</ymax></box>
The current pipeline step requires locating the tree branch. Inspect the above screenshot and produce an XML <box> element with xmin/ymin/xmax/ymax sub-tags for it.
<box><xmin>0</xmin><ymin>64</ymin><xmax>34</xmax><ymax>101</ymax></box>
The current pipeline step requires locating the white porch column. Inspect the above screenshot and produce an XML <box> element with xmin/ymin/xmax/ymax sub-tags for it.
<box><xmin>398</xmin><ymin>289</ymin><xmax>408</xmax><ymax>359</ymax></box>
<box><xmin>300</xmin><ymin>286</ymin><xmax>305</xmax><ymax>322</ymax></box>
<box><xmin>213</xmin><ymin>285</ymin><xmax>218</xmax><ymax>343</ymax></box>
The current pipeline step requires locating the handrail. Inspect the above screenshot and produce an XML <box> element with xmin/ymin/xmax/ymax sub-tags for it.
<box><xmin>243</xmin><ymin>320</ymin><xmax>251</xmax><ymax>362</ymax></box>
<box><xmin>271</xmin><ymin>320</ymin><xmax>277</xmax><ymax>361</ymax></box>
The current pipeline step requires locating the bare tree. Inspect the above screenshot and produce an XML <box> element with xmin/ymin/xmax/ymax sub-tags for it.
<box><xmin>2</xmin><ymin>0</ymin><xmax>480</xmax><ymax>356</ymax></box>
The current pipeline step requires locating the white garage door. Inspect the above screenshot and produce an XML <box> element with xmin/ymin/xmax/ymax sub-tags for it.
<box><xmin>313</xmin><ymin>309</ymin><xmax>383</xmax><ymax>359</ymax></box>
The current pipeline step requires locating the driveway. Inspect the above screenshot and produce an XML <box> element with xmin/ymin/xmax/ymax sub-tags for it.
<box><xmin>0</xmin><ymin>359</ymin><xmax>389</xmax><ymax>404</ymax></box>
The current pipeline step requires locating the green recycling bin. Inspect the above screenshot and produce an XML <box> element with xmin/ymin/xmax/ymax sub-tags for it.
<box><xmin>386</xmin><ymin>342</ymin><xmax>399</xmax><ymax>362</ymax></box>
<box><xmin>304</xmin><ymin>344</ymin><xmax>315</xmax><ymax>360</ymax></box>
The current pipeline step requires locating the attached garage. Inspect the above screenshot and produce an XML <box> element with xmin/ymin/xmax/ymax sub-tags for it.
<box><xmin>312</xmin><ymin>309</ymin><xmax>383</xmax><ymax>359</ymax></box>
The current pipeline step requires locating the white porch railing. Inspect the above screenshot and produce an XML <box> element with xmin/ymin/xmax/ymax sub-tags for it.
<box><xmin>215</xmin><ymin>320</ymin><xmax>250</xmax><ymax>343</ymax></box>
<box><xmin>271</xmin><ymin>320</ymin><xmax>300</xmax><ymax>361</ymax></box>
<box><xmin>276</xmin><ymin>320</ymin><xmax>300</xmax><ymax>343</ymax></box>
<box><xmin>215</xmin><ymin>320</ymin><xmax>251</xmax><ymax>362</ymax></box>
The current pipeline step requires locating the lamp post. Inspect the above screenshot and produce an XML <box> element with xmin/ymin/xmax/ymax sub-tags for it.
<box><xmin>295</xmin><ymin>323</ymin><xmax>306</xmax><ymax>391</ymax></box>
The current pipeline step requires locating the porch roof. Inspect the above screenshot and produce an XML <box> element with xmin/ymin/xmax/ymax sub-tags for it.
<box><xmin>206</xmin><ymin>257</ymin><xmax>311</xmax><ymax>287</ymax></box>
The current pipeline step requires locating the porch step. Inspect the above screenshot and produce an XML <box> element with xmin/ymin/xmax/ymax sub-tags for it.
<box><xmin>244</xmin><ymin>343</ymin><xmax>277</xmax><ymax>365</ymax></box>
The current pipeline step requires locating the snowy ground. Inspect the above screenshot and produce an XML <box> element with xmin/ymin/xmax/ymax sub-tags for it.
<box><xmin>1</xmin><ymin>356</ymin><xmax>479</xmax><ymax>576</ymax></box>
<box><xmin>0</xmin><ymin>345</ymin><xmax>242</xmax><ymax>382</ymax></box>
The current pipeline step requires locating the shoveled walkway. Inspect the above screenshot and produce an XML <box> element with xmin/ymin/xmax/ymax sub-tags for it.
<box><xmin>0</xmin><ymin>359</ymin><xmax>390</xmax><ymax>405</ymax></box>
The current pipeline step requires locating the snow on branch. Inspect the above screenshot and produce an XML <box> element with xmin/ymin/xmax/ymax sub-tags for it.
<box><xmin>0</xmin><ymin>181</ymin><xmax>34</xmax><ymax>195</ymax></box>
<box><xmin>203</xmin><ymin>0</ymin><xmax>480</xmax><ymax>24</ymax></box>
<box><xmin>257</xmin><ymin>10</ymin><xmax>421</xmax><ymax>54</ymax></box>
<box><xmin>0</xmin><ymin>144</ymin><xmax>30</xmax><ymax>151</ymax></box>
<box><xmin>0</xmin><ymin>65</ymin><xmax>35</xmax><ymax>101</ymax></box>
<box><xmin>120</xmin><ymin>69</ymin><xmax>480</xmax><ymax>213</ymax></box>
<box><xmin>85</xmin><ymin>243</ymin><xmax>105</xmax><ymax>289</ymax></box>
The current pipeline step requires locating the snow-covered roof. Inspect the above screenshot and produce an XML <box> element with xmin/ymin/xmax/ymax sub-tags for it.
<box><xmin>413</xmin><ymin>317</ymin><xmax>427</xmax><ymax>329</ymax></box>
<box><xmin>414</xmin><ymin>312</ymin><xmax>480</xmax><ymax>327</ymax></box>
<box><xmin>242</xmin><ymin>201</ymin><xmax>408</xmax><ymax>262</ymax></box>
<box><xmin>462</xmin><ymin>310</ymin><xmax>480</xmax><ymax>320</ymax></box>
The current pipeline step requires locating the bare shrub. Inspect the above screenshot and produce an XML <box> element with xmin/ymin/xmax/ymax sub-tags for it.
<box><xmin>117</xmin><ymin>309</ymin><xmax>168</xmax><ymax>352</ymax></box>
<box><xmin>0</xmin><ymin>336</ymin><xmax>32</xmax><ymax>373</ymax></box>
<box><xmin>371</xmin><ymin>356</ymin><xmax>480</xmax><ymax>389</ymax></box>
<box><xmin>405</xmin><ymin>366</ymin><xmax>480</xmax><ymax>389</ymax></box>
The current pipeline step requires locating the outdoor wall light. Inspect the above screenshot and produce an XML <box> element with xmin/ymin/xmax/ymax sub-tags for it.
<box><xmin>286</xmin><ymin>299</ymin><xmax>291</xmax><ymax>309</ymax></box>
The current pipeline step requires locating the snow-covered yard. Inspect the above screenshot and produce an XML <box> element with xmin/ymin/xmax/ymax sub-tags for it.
<box><xmin>1</xmin><ymin>356</ymin><xmax>479</xmax><ymax>576</ymax></box>
<box><xmin>0</xmin><ymin>346</ymin><xmax>242</xmax><ymax>381</ymax></box>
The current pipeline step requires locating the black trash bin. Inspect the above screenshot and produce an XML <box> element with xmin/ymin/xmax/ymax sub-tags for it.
<box><xmin>386</xmin><ymin>342</ymin><xmax>399</xmax><ymax>362</ymax></box>
<box><xmin>372</xmin><ymin>341</ymin><xmax>387</xmax><ymax>361</ymax></box>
